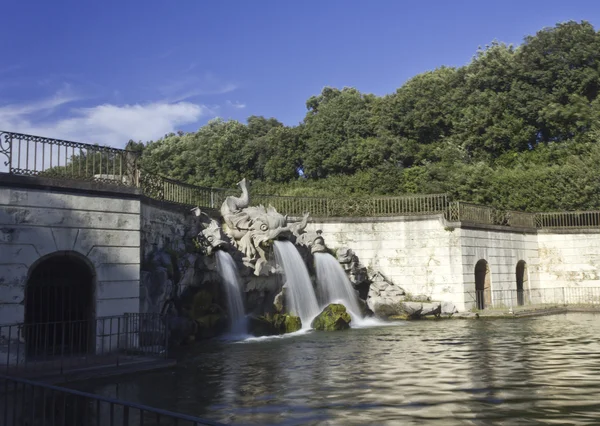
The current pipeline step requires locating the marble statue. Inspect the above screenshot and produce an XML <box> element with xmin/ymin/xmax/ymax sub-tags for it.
<box><xmin>191</xmin><ymin>207</ymin><xmax>228</xmax><ymax>255</ymax></box>
<box><xmin>220</xmin><ymin>178</ymin><xmax>316</xmax><ymax>275</ymax></box>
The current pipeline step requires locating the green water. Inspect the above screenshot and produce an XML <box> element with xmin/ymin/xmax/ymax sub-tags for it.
<box><xmin>78</xmin><ymin>313</ymin><xmax>600</xmax><ymax>425</ymax></box>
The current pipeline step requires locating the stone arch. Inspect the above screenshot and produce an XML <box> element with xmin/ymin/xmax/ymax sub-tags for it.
<box><xmin>25</xmin><ymin>251</ymin><xmax>96</xmax><ymax>358</ymax></box>
<box><xmin>516</xmin><ymin>260</ymin><xmax>528</xmax><ymax>306</ymax></box>
<box><xmin>474</xmin><ymin>259</ymin><xmax>491</xmax><ymax>309</ymax></box>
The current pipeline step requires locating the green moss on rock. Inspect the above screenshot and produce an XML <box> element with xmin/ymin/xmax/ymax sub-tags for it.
<box><xmin>191</xmin><ymin>290</ymin><xmax>213</xmax><ymax>317</ymax></box>
<box><xmin>248</xmin><ymin>313</ymin><xmax>302</xmax><ymax>336</ymax></box>
<box><xmin>311</xmin><ymin>303</ymin><xmax>351</xmax><ymax>331</ymax></box>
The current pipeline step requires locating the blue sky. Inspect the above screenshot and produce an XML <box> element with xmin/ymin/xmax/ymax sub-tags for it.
<box><xmin>0</xmin><ymin>0</ymin><xmax>598</xmax><ymax>148</ymax></box>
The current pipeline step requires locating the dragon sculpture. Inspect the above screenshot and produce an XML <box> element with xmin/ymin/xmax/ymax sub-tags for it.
<box><xmin>220</xmin><ymin>178</ymin><xmax>317</xmax><ymax>275</ymax></box>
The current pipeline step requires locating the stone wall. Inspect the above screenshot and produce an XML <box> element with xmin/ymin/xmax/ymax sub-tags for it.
<box><xmin>536</xmin><ymin>230</ymin><xmax>600</xmax><ymax>289</ymax></box>
<box><xmin>455</xmin><ymin>225</ymin><xmax>539</xmax><ymax>309</ymax></box>
<box><xmin>307</xmin><ymin>215</ymin><xmax>542</xmax><ymax>311</ymax></box>
<box><xmin>140</xmin><ymin>199</ymin><xmax>195</xmax><ymax>261</ymax></box>
<box><xmin>306</xmin><ymin>215</ymin><xmax>467</xmax><ymax>309</ymax></box>
<box><xmin>0</xmin><ymin>185</ymin><xmax>141</xmax><ymax>324</ymax></box>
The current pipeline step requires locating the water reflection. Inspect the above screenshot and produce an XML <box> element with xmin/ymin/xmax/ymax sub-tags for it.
<box><xmin>74</xmin><ymin>313</ymin><xmax>600</xmax><ymax>425</ymax></box>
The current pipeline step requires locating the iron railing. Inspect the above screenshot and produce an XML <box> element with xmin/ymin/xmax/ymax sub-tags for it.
<box><xmin>4</xmin><ymin>129</ymin><xmax>600</xmax><ymax>228</ymax></box>
<box><xmin>0</xmin><ymin>130</ymin><xmax>140</xmax><ymax>185</ymax></box>
<box><xmin>0</xmin><ymin>374</ymin><xmax>225</xmax><ymax>426</ymax></box>
<box><xmin>446</xmin><ymin>201</ymin><xmax>537</xmax><ymax>228</ymax></box>
<box><xmin>0</xmin><ymin>313</ymin><xmax>168</xmax><ymax>377</ymax></box>
<box><xmin>468</xmin><ymin>287</ymin><xmax>600</xmax><ymax>310</ymax></box>
<box><xmin>535</xmin><ymin>211</ymin><xmax>600</xmax><ymax>228</ymax></box>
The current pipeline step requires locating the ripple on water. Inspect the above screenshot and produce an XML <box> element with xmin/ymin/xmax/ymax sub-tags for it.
<box><xmin>72</xmin><ymin>312</ymin><xmax>600</xmax><ymax>425</ymax></box>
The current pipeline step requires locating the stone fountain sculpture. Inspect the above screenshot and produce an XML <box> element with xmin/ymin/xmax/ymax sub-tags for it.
<box><xmin>191</xmin><ymin>207</ymin><xmax>228</xmax><ymax>256</ymax></box>
<box><xmin>219</xmin><ymin>178</ymin><xmax>323</xmax><ymax>275</ymax></box>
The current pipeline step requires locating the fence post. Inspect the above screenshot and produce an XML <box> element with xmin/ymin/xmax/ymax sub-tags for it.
<box><xmin>0</xmin><ymin>131</ymin><xmax>11</xmax><ymax>172</ymax></box>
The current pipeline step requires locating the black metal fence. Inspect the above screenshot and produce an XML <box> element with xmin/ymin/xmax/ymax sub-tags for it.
<box><xmin>0</xmin><ymin>374</ymin><xmax>225</xmax><ymax>426</ymax></box>
<box><xmin>4</xmin><ymin>129</ymin><xmax>600</xmax><ymax>227</ymax></box>
<box><xmin>0</xmin><ymin>313</ymin><xmax>168</xmax><ymax>377</ymax></box>
<box><xmin>0</xmin><ymin>130</ymin><xmax>140</xmax><ymax>185</ymax></box>
<box><xmin>468</xmin><ymin>287</ymin><xmax>600</xmax><ymax>310</ymax></box>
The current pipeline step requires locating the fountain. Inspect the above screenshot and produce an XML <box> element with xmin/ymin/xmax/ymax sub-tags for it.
<box><xmin>273</xmin><ymin>240</ymin><xmax>320</xmax><ymax>327</ymax></box>
<box><xmin>314</xmin><ymin>252</ymin><xmax>362</xmax><ymax>320</ymax></box>
<box><xmin>215</xmin><ymin>250</ymin><xmax>247</xmax><ymax>335</ymax></box>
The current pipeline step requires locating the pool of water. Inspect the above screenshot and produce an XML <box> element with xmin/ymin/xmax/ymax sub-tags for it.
<box><xmin>76</xmin><ymin>313</ymin><xmax>600</xmax><ymax>425</ymax></box>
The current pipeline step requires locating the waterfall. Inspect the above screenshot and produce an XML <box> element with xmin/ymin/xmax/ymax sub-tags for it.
<box><xmin>273</xmin><ymin>240</ymin><xmax>320</xmax><ymax>327</ymax></box>
<box><xmin>314</xmin><ymin>252</ymin><xmax>363</xmax><ymax>321</ymax></box>
<box><xmin>215</xmin><ymin>250</ymin><xmax>247</xmax><ymax>335</ymax></box>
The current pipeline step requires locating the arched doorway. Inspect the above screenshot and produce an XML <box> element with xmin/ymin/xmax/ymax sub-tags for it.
<box><xmin>474</xmin><ymin>259</ymin><xmax>491</xmax><ymax>309</ymax></box>
<box><xmin>25</xmin><ymin>252</ymin><xmax>95</xmax><ymax>358</ymax></box>
<box><xmin>516</xmin><ymin>260</ymin><xmax>528</xmax><ymax>306</ymax></box>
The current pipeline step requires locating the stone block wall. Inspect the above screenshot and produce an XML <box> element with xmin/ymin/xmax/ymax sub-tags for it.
<box><xmin>536</xmin><ymin>230</ymin><xmax>600</xmax><ymax>289</ymax></box>
<box><xmin>0</xmin><ymin>186</ymin><xmax>141</xmax><ymax>324</ymax></box>
<box><xmin>306</xmin><ymin>215</ymin><xmax>467</xmax><ymax>309</ymax></box>
<box><xmin>455</xmin><ymin>226</ymin><xmax>539</xmax><ymax>309</ymax></box>
<box><xmin>307</xmin><ymin>215</ymin><xmax>544</xmax><ymax>311</ymax></box>
<box><xmin>140</xmin><ymin>199</ymin><xmax>195</xmax><ymax>262</ymax></box>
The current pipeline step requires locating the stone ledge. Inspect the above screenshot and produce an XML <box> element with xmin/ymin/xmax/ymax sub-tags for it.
<box><xmin>0</xmin><ymin>173</ymin><xmax>141</xmax><ymax>199</ymax></box>
<box><xmin>301</xmin><ymin>213</ymin><xmax>444</xmax><ymax>223</ymax></box>
<box><xmin>140</xmin><ymin>195</ymin><xmax>220</xmax><ymax>218</ymax></box>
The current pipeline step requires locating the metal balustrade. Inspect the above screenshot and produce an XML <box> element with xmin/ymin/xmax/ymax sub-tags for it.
<box><xmin>0</xmin><ymin>374</ymin><xmax>225</xmax><ymax>426</ymax></box>
<box><xmin>0</xmin><ymin>313</ymin><xmax>168</xmax><ymax>377</ymax></box>
<box><xmin>0</xmin><ymin>130</ymin><xmax>140</xmax><ymax>185</ymax></box>
<box><xmin>468</xmin><ymin>287</ymin><xmax>600</xmax><ymax>310</ymax></box>
<box><xmin>3</xmin><ymin>129</ymin><xmax>600</xmax><ymax>227</ymax></box>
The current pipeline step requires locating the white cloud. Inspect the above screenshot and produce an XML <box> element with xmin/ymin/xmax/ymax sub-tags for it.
<box><xmin>158</xmin><ymin>72</ymin><xmax>238</xmax><ymax>102</ymax></box>
<box><xmin>226</xmin><ymin>100</ymin><xmax>246</xmax><ymax>109</ymax></box>
<box><xmin>0</xmin><ymin>95</ymin><xmax>209</xmax><ymax>148</ymax></box>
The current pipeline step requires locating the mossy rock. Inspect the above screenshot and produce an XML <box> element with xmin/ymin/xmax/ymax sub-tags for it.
<box><xmin>191</xmin><ymin>290</ymin><xmax>213</xmax><ymax>317</ymax></box>
<box><xmin>272</xmin><ymin>314</ymin><xmax>302</xmax><ymax>333</ymax></box>
<box><xmin>194</xmin><ymin>313</ymin><xmax>227</xmax><ymax>339</ymax></box>
<box><xmin>311</xmin><ymin>303</ymin><xmax>351</xmax><ymax>331</ymax></box>
<box><xmin>389</xmin><ymin>314</ymin><xmax>411</xmax><ymax>321</ymax></box>
<box><xmin>248</xmin><ymin>313</ymin><xmax>302</xmax><ymax>336</ymax></box>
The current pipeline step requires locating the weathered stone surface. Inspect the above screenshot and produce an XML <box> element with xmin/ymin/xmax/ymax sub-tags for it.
<box><xmin>311</xmin><ymin>304</ymin><xmax>351</xmax><ymax>331</ymax></box>
<box><xmin>366</xmin><ymin>272</ymin><xmax>407</xmax><ymax>317</ymax></box>
<box><xmin>273</xmin><ymin>288</ymin><xmax>286</xmax><ymax>313</ymax></box>
<box><xmin>420</xmin><ymin>302</ymin><xmax>441</xmax><ymax>316</ymax></box>
<box><xmin>248</xmin><ymin>313</ymin><xmax>302</xmax><ymax>336</ymax></box>
<box><xmin>441</xmin><ymin>302</ymin><xmax>458</xmax><ymax>315</ymax></box>
<box><xmin>336</xmin><ymin>247</ymin><xmax>369</xmax><ymax>294</ymax></box>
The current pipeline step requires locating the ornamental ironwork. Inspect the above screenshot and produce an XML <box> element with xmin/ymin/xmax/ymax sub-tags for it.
<box><xmin>0</xmin><ymin>131</ymin><xmax>11</xmax><ymax>170</ymax></box>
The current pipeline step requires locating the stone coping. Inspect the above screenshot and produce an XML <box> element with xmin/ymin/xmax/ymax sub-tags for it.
<box><xmin>0</xmin><ymin>173</ymin><xmax>140</xmax><ymax>199</ymax></box>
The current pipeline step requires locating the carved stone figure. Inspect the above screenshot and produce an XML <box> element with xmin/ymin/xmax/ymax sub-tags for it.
<box><xmin>191</xmin><ymin>207</ymin><xmax>228</xmax><ymax>256</ymax></box>
<box><xmin>296</xmin><ymin>229</ymin><xmax>327</xmax><ymax>254</ymax></box>
<box><xmin>219</xmin><ymin>178</ymin><xmax>315</xmax><ymax>275</ymax></box>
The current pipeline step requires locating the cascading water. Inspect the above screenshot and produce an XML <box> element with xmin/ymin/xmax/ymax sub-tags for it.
<box><xmin>273</xmin><ymin>240</ymin><xmax>320</xmax><ymax>327</ymax></box>
<box><xmin>314</xmin><ymin>252</ymin><xmax>363</xmax><ymax>322</ymax></box>
<box><xmin>215</xmin><ymin>250</ymin><xmax>247</xmax><ymax>335</ymax></box>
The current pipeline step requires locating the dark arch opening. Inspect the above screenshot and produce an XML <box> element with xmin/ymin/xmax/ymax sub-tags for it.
<box><xmin>474</xmin><ymin>259</ymin><xmax>491</xmax><ymax>309</ymax></box>
<box><xmin>516</xmin><ymin>260</ymin><xmax>528</xmax><ymax>306</ymax></box>
<box><xmin>25</xmin><ymin>252</ymin><xmax>95</xmax><ymax>359</ymax></box>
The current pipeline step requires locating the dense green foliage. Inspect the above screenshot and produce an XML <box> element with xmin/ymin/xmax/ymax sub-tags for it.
<box><xmin>138</xmin><ymin>21</ymin><xmax>600</xmax><ymax>212</ymax></box>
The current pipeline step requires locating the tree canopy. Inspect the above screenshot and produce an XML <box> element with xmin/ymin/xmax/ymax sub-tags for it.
<box><xmin>138</xmin><ymin>21</ymin><xmax>600</xmax><ymax>212</ymax></box>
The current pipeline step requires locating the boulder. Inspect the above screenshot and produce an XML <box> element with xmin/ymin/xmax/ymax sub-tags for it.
<box><xmin>389</xmin><ymin>301</ymin><xmax>442</xmax><ymax>320</ymax></box>
<box><xmin>311</xmin><ymin>304</ymin><xmax>351</xmax><ymax>331</ymax></box>
<box><xmin>366</xmin><ymin>273</ymin><xmax>406</xmax><ymax>318</ymax></box>
<box><xmin>248</xmin><ymin>313</ymin><xmax>302</xmax><ymax>336</ymax></box>
<box><xmin>195</xmin><ymin>313</ymin><xmax>228</xmax><ymax>339</ymax></box>
<box><xmin>273</xmin><ymin>314</ymin><xmax>302</xmax><ymax>333</ymax></box>
<box><xmin>441</xmin><ymin>302</ymin><xmax>458</xmax><ymax>316</ymax></box>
